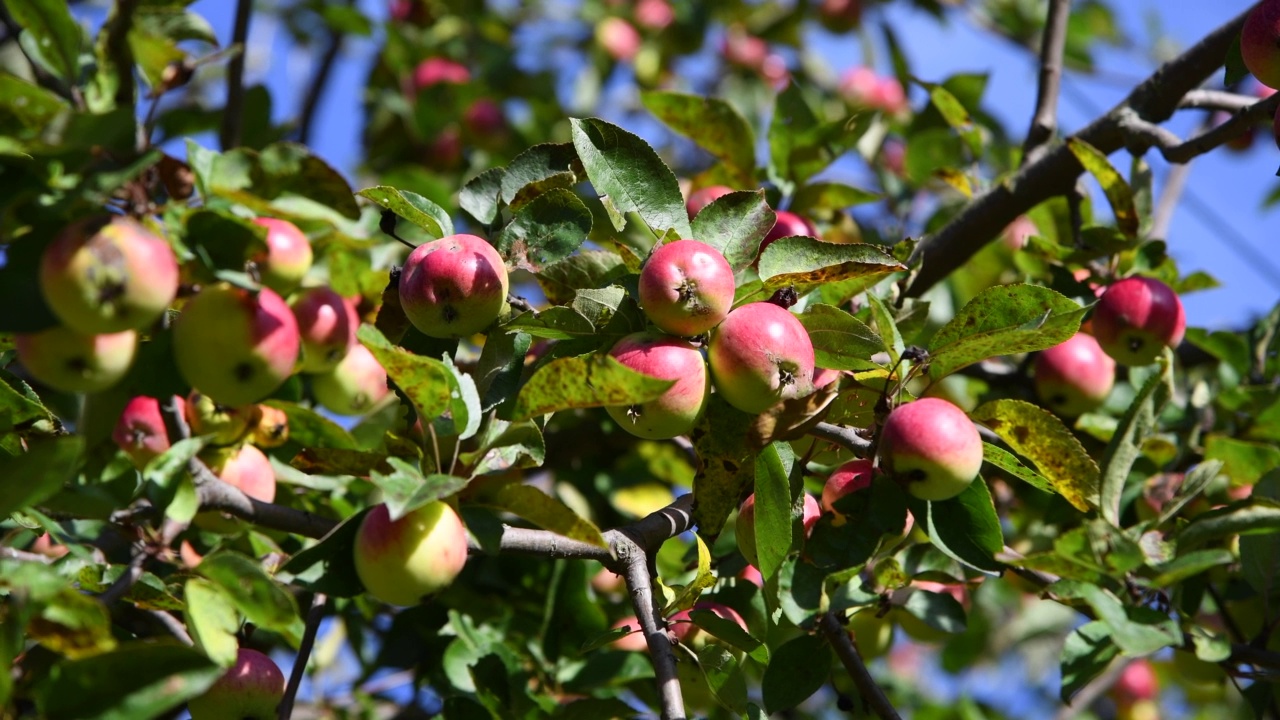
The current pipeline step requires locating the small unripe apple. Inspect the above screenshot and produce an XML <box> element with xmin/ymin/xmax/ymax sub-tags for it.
<box><xmin>311</xmin><ymin>344</ymin><xmax>389</xmax><ymax>416</ymax></box>
<box><xmin>708</xmin><ymin>302</ymin><xmax>815</xmax><ymax>414</ymax></box>
<box><xmin>761</xmin><ymin>210</ymin><xmax>819</xmax><ymax>254</ymax></box>
<box><xmin>822</xmin><ymin>458</ymin><xmax>874</xmax><ymax>515</ymax></box>
<box><xmin>250</xmin><ymin>404</ymin><xmax>290</xmax><ymax>448</ymax></box>
<box><xmin>1033</xmin><ymin>332</ymin><xmax>1116</xmax><ymax>417</ymax></box>
<box><xmin>16</xmin><ymin>326</ymin><xmax>137</xmax><ymax>394</ymax></box>
<box><xmin>290</xmin><ymin>286</ymin><xmax>357</xmax><ymax>373</ymax></box>
<box><xmin>638</xmin><ymin>239</ymin><xmax>735</xmax><ymax>337</ymax></box>
<box><xmin>113</xmin><ymin>395</ymin><xmax>184</xmax><ymax>468</ymax></box>
<box><xmin>685</xmin><ymin>185</ymin><xmax>734</xmax><ymax>219</ymax></box>
<box><xmin>173</xmin><ymin>284</ymin><xmax>301</xmax><ymax>407</ymax></box>
<box><xmin>399</xmin><ymin>233</ymin><xmax>509</xmax><ymax>338</ymax></box>
<box><xmin>596</xmin><ymin>17</ymin><xmax>642</xmax><ymax>61</ymax></box>
<box><xmin>609</xmin><ymin>616</ymin><xmax>650</xmax><ymax>652</ymax></box>
<box><xmin>735</xmin><ymin>492</ymin><xmax>820</xmax><ymax>568</ymax></box>
<box><xmin>604</xmin><ymin>331</ymin><xmax>709</xmax><ymax>440</ymax></box>
<box><xmin>846</xmin><ymin>609</ymin><xmax>894</xmax><ymax>659</ymax></box>
<box><xmin>353</xmin><ymin>501</ymin><xmax>469</xmax><ymax>606</ymax></box>
<box><xmin>251</xmin><ymin>218</ymin><xmax>313</xmax><ymax>295</ymax></box>
<box><xmin>412</xmin><ymin>57</ymin><xmax>471</xmax><ymax>90</ymax></box>
<box><xmin>1242</xmin><ymin>0</ymin><xmax>1280</xmax><ymax>90</ymax></box>
<box><xmin>668</xmin><ymin>601</ymin><xmax>748</xmax><ymax>648</ymax></box>
<box><xmin>879</xmin><ymin>397</ymin><xmax>983</xmax><ymax>502</ymax></box>
<box><xmin>818</xmin><ymin>0</ymin><xmax>862</xmax><ymax>33</ymax></box>
<box><xmin>39</xmin><ymin>216</ymin><xmax>179</xmax><ymax>335</ymax></box>
<box><xmin>185</xmin><ymin>390</ymin><xmax>258</xmax><ymax>446</ymax></box>
<box><xmin>206</xmin><ymin>443</ymin><xmax>276</xmax><ymax>502</ymax></box>
<box><xmin>1092</xmin><ymin>276</ymin><xmax>1186</xmax><ymax>366</ymax></box>
<box><xmin>187</xmin><ymin>647</ymin><xmax>285</xmax><ymax>720</ymax></box>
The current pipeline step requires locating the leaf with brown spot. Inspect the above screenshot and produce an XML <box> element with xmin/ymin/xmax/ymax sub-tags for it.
<box><xmin>291</xmin><ymin>448</ymin><xmax>394</xmax><ymax>477</ymax></box>
<box><xmin>510</xmin><ymin>352</ymin><xmax>674</xmax><ymax>422</ymax></box>
<box><xmin>692</xmin><ymin>396</ymin><xmax>758</xmax><ymax>540</ymax></box>
<box><xmin>757</xmin><ymin>238</ymin><xmax>904</xmax><ymax>297</ymax></box>
<box><xmin>971</xmin><ymin>399</ymin><xmax>1098</xmax><ymax>512</ymax></box>
<box><xmin>358</xmin><ymin>324</ymin><xmax>453</xmax><ymax>421</ymax></box>
<box><xmin>749</xmin><ymin>379</ymin><xmax>841</xmax><ymax>448</ymax></box>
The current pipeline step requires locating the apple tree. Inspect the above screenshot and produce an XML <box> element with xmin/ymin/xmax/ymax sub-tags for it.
<box><xmin>2</xmin><ymin>0</ymin><xmax>1280</xmax><ymax>718</ymax></box>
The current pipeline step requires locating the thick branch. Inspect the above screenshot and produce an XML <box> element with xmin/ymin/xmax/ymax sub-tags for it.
<box><xmin>819</xmin><ymin>612</ymin><xmax>902</xmax><ymax>720</ymax></box>
<box><xmin>906</xmin><ymin>7</ymin><xmax>1252</xmax><ymax>297</ymax></box>
<box><xmin>1022</xmin><ymin>0</ymin><xmax>1072</xmax><ymax>163</ymax></box>
<box><xmin>219</xmin><ymin>0</ymin><xmax>253</xmax><ymax>150</ymax></box>
<box><xmin>278</xmin><ymin>593</ymin><xmax>327</xmax><ymax>720</ymax></box>
<box><xmin>197</xmin><ymin>475</ymin><xmax>339</xmax><ymax>539</ymax></box>
<box><xmin>619</xmin><ymin>530</ymin><xmax>685</xmax><ymax>720</ymax></box>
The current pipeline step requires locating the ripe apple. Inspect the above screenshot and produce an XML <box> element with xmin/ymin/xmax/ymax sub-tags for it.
<box><xmin>760</xmin><ymin>210</ymin><xmax>819</xmax><ymax>255</ymax></box>
<box><xmin>250</xmin><ymin>404</ymin><xmax>290</xmax><ymax>448</ymax></box>
<box><xmin>412</xmin><ymin>57</ymin><xmax>471</xmax><ymax>90</ymax></box>
<box><xmin>846</xmin><ymin>609</ymin><xmax>894</xmax><ymax>659</ymax></box>
<box><xmin>399</xmin><ymin>233</ymin><xmax>509</xmax><ymax>339</ymax></box>
<box><xmin>462</xmin><ymin>99</ymin><xmax>508</xmax><ymax>141</ymax></box>
<box><xmin>879</xmin><ymin>397</ymin><xmax>983</xmax><ymax>502</ymax></box>
<box><xmin>818</xmin><ymin>0</ymin><xmax>862</xmax><ymax>33</ymax></box>
<box><xmin>721</xmin><ymin>25</ymin><xmax>768</xmax><ymax>70</ymax></box>
<box><xmin>635</xmin><ymin>0</ymin><xmax>674</xmax><ymax>30</ymax></box>
<box><xmin>638</xmin><ymin>239</ymin><xmax>735</xmax><ymax>337</ymax></box>
<box><xmin>735</xmin><ymin>492</ymin><xmax>820</xmax><ymax>568</ymax></box>
<box><xmin>596</xmin><ymin>17</ymin><xmax>641</xmax><ymax>61</ymax></box>
<box><xmin>822</xmin><ymin>458</ymin><xmax>874</xmax><ymax>515</ymax></box>
<box><xmin>1242</xmin><ymin>0</ymin><xmax>1280</xmax><ymax>90</ymax></box>
<box><xmin>113</xmin><ymin>395</ymin><xmax>184</xmax><ymax>468</ymax></box>
<box><xmin>685</xmin><ymin>185</ymin><xmax>734</xmax><ymax>219</ymax></box>
<box><xmin>1002</xmin><ymin>215</ymin><xmax>1039</xmax><ymax>251</ymax></box>
<box><xmin>251</xmin><ymin>218</ymin><xmax>313</xmax><ymax>295</ymax></box>
<box><xmin>16</xmin><ymin>326</ymin><xmax>137</xmax><ymax>394</ymax></box>
<box><xmin>187</xmin><ymin>647</ymin><xmax>285</xmax><ymax>720</ymax></box>
<box><xmin>1113</xmin><ymin>658</ymin><xmax>1159</xmax><ymax>707</ymax></box>
<box><xmin>604</xmin><ymin>331</ymin><xmax>709</xmax><ymax>439</ymax></box>
<box><xmin>708</xmin><ymin>302</ymin><xmax>815</xmax><ymax>414</ymax></box>
<box><xmin>173</xmin><ymin>283</ymin><xmax>300</xmax><ymax>407</ymax></box>
<box><xmin>185</xmin><ymin>390</ymin><xmax>258</xmax><ymax>446</ymax></box>
<box><xmin>1033</xmin><ymin>332</ymin><xmax>1116</xmax><ymax>417</ymax></box>
<box><xmin>311</xmin><ymin>344</ymin><xmax>389</xmax><ymax>416</ymax></box>
<box><xmin>39</xmin><ymin>216</ymin><xmax>179</xmax><ymax>335</ymax></box>
<box><xmin>290</xmin><ymin>286</ymin><xmax>357</xmax><ymax>373</ymax></box>
<box><xmin>668</xmin><ymin>601</ymin><xmax>748</xmax><ymax>649</ymax></box>
<box><xmin>1092</xmin><ymin>276</ymin><xmax>1186</xmax><ymax>366</ymax></box>
<box><xmin>205</xmin><ymin>443</ymin><xmax>276</xmax><ymax>502</ymax></box>
<box><xmin>609</xmin><ymin>616</ymin><xmax>651</xmax><ymax>652</ymax></box>
<box><xmin>353</xmin><ymin>501</ymin><xmax>469</xmax><ymax>606</ymax></box>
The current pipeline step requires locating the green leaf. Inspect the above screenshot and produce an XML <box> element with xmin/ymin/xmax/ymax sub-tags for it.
<box><xmin>1241</xmin><ymin>472</ymin><xmax>1280</xmax><ymax>601</ymax></box>
<box><xmin>689</xmin><ymin>608</ymin><xmax>766</xmax><ymax>664</ymax></box>
<box><xmin>768</xmin><ymin>84</ymin><xmax>867</xmax><ymax>188</ymax></box>
<box><xmin>926</xmin><ymin>284</ymin><xmax>1086</xmax><ymax>380</ymax></box>
<box><xmin>473</xmin><ymin>331</ymin><xmax>533</xmax><ymax>413</ymax></box>
<box><xmin>1052</xmin><ymin>580</ymin><xmax>1181</xmax><ymax>655</ymax></box>
<box><xmin>356</xmin><ymin>185</ymin><xmax>453</xmax><ymax>238</ymax></box>
<box><xmin>753</xmin><ymin>442</ymin><xmax>795</xmax><ymax>581</ymax></box>
<box><xmin>463</xmin><ymin>418</ymin><xmax>546</xmax><ymax>476</ymax></box>
<box><xmin>460</xmin><ymin>167</ymin><xmax>506</xmax><ymax>225</ymax></box>
<box><xmin>369</xmin><ymin>459</ymin><xmax>469</xmax><ymax>522</ymax></box>
<box><xmin>1205</xmin><ymin>434</ymin><xmax>1280</xmax><ymax>486</ymax></box>
<box><xmin>536</xmin><ymin>251</ymin><xmax>629</xmax><ymax>306</ymax></box>
<box><xmin>971</xmin><ymin>399</ymin><xmax>1098</xmax><ymax>513</ymax></box>
<box><xmin>495</xmin><ymin>188</ymin><xmax>592</xmax><ymax>272</ymax></box>
<box><xmin>697</xmin><ymin>644</ymin><xmax>749</xmax><ymax>714</ymax></box>
<box><xmin>1098</xmin><ymin>355</ymin><xmax>1173</xmax><ymax>524</ymax></box>
<box><xmin>263</xmin><ymin>400</ymin><xmax>358</xmax><ymax>450</ymax></box>
<box><xmin>281</xmin><ymin>508</ymin><xmax>369</xmax><ymax>597</ymax></box>
<box><xmin>808</xmin><ymin>475</ymin><xmax>908</xmax><ymax>572</ymax></box>
<box><xmin>476</xmin><ymin>482</ymin><xmax>607</xmax><ymax>547</ymax></box>
<box><xmin>641</xmin><ymin>90</ymin><xmax>756</xmax><ymax>187</ymax></box>
<box><xmin>358</xmin><ymin>324</ymin><xmax>454</xmax><ymax>420</ymax></box>
<box><xmin>689</xmin><ymin>190</ymin><xmax>776</xmax><ymax>272</ymax></box>
<box><xmin>790</xmin><ymin>182</ymin><xmax>881</xmax><ymax>215</ymax></box>
<box><xmin>198</xmin><ymin>552</ymin><xmax>301</xmax><ymax>640</ymax></box>
<box><xmin>183</xmin><ymin>578</ymin><xmax>239</xmax><ymax>667</ymax></box>
<box><xmin>500</xmin><ymin>143</ymin><xmax>579</xmax><ymax>208</ymax></box>
<box><xmin>902</xmin><ymin>588</ymin><xmax>967</xmax><ymax>633</ymax></box>
<box><xmin>798</xmin><ymin>304</ymin><xmax>884</xmax><ymax>371</ymax></box>
<box><xmin>907</xmin><ymin>479</ymin><xmax>1004</xmax><ymax>575</ymax></box>
<box><xmin>666</xmin><ymin>533</ymin><xmax>716</xmax><ymax>614</ymax></box>
<box><xmin>690</xmin><ymin>396</ymin><xmax>757</xmax><ymax>540</ymax></box>
<box><xmin>981</xmin><ymin>442</ymin><xmax>1054</xmax><ymax>495</ymax></box>
<box><xmin>1066</xmin><ymin>137</ymin><xmax>1139</xmax><ymax>237</ymax></box>
<box><xmin>0</xmin><ymin>436</ymin><xmax>81</xmax><ymax>517</ymax></box>
<box><xmin>865</xmin><ymin>292</ymin><xmax>904</xmax><ymax>364</ymax></box>
<box><xmin>761</xmin><ymin>634</ymin><xmax>830</xmax><ymax>714</ymax></box>
<box><xmin>1178</xmin><ymin>499</ymin><xmax>1280</xmax><ymax>550</ymax></box>
<box><xmin>0</xmin><ymin>72</ymin><xmax>70</xmax><ymax>136</ymax></box>
<box><xmin>1149</xmin><ymin>550</ymin><xmax>1234</xmax><ymax>588</ymax></box>
<box><xmin>438</xmin><ymin>354</ymin><xmax>482</xmax><ymax>441</ymax></box>
<box><xmin>1060</xmin><ymin>621</ymin><xmax>1120</xmax><ymax>703</ymax></box>
<box><xmin>36</xmin><ymin>641</ymin><xmax>223</xmax><ymax>720</ymax></box>
<box><xmin>510</xmin><ymin>353</ymin><xmax>675</xmax><ymax>422</ymax></box>
<box><xmin>6</xmin><ymin>0</ymin><xmax>83</xmax><ymax>82</ymax></box>
<box><xmin>569</xmin><ymin>117</ymin><xmax>691</xmax><ymax>238</ymax></box>
<box><xmin>757</xmin><ymin>238</ymin><xmax>905</xmax><ymax>296</ymax></box>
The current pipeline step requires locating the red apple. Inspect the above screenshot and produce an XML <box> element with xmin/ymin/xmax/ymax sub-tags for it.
<box><xmin>708</xmin><ymin>302</ymin><xmax>815</xmax><ymax>414</ymax></box>
<box><xmin>596</xmin><ymin>17</ymin><xmax>641</xmax><ymax>61</ymax></box>
<box><xmin>609</xmin><ymin>616</ymin><xmax>650</xmax><ymax>652</ymax></box>
<box><xmin>398</xmin><ymin>233</ymin><xmax>510</xmax><ymax>338</ymax></box>
<box><xmin>685</xmin><ymin>185</ymin><xmax>735</xmax><ymax>219</ymax></box>
<box><xmin>761</xmin><ymin>210</ymin><xmax>819</xmax><ymax>255</ymax></box>
<box><xmin>207</xmin><ymin>443</ymin><xmax>276</xmax><ymax>503</ymax></box>
<box><xmin>604</xmin><ymin>331</ymin><xmax>710</xmax><ymax>439</ymax></box>
<box><xmin>16</xmin><ymin>326</ymin><xmax>136</xmax><ymax>394</ymax></box>
<box><xmin>187</xmin><ymin>647</ymin><xmax>285</xmax><ymax>720</ymax></box>
<box><xmin>1114</xmin><ymin>658</ymin><xmax>1159</xmax><ymax>707</ymax></box>
<box><xmin>635</xmin><ymin>0</ymin><xmax>674</xmax><ymax>30</ymax></box>
<box><xmin>290</xmin><ymin>286</ymin><xmax>357</xmax><ymax>373</ymax></box>
<box><xmin>462</xmin><ymin>99</ymin><xmax>508</xmax><ymax>140</ymax></box>
<box><xmin>735</xmin><ymin>492</ymin><xmax>820</xmax><ymax>568</ymax></box>
<box><xmin>311</xmin><ymin>344</ymin><xmax>390</xmax><ymax>416</ymax></box>
<box><xmin>1092</xmin><ymin>276</ymin><xmax>1186</xmax><ymax>366</ymax></box>
<box><xmin>113</xmin><ymin>395</ymin><xmax>184</xmax><ymax>468</ymax></box>
<box><xmin>1002</xmin><ymin>215</ymin><xmax>1039</xmax><ymax>251</ymax></box>
<box><xmin>822</xmin><ymin>458</ymin><xmax>874</xmax><ymax>515</ymax></box>
<box><xmin>668</xmin><ymin>601</ymin><xmax>748</xmax><ymax>648</ymax></box>
<box><xmin>1033</xmin><ymin>332</ymin><xmax>1116</xmax><ymax>417</ymax></box>
<box><xmin>412</xmin><ymin>57</ymin><xmax>471</xmax><ymax>90</ymax></box>
<box><xmin>638</xmin><ymin>239</ymin><xmax>736</xmax><ymax>337</ymax></box>
<box><xmin>424</xmin><ymin>125</ymin><xmax>464</xmax><ymax>171</ymax></box>
<box><xmin>353</xmin><ymin>501</ymin><xmax>469</xmax><ymax>606</ymax></box>
<box><xmin>251</xmin><ymin>218</ymin><xmax>313</xmax><ymax>295</ymax></box>
<box><xmin>879</xmin><ymin>397</ymin><xmax>983</xmax><ymax>502</ymax></box>
<box><xmin>1242</xmin><ymin>0</ymin><xmax>1280</xmax><ymax>90</ymax></box>
<box><xmin>721</xmin><ymin>26</ymin><xmax>768</xmax><ymax>69</ymax></box>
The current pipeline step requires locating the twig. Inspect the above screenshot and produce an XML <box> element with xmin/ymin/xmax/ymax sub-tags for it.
<box><xmin>278</xmin><ymin>593</ymin><xmax>328</xmax><ymax>720</ymax></box>
<box><xmin>808</xmin><ymin>422</ymin><xmax>872</xmax><ymax>455</ymax></box>
<box><xmin>1178</xmin><ymin>89</ymin><xmax>1262</xmax><ymax>112</ymax></box>
<box><xmin>296</xmin><ymin>0</ymin><xmax>352</xmax><ymax>146</ymax></box>
<box><xmin>819</xmin><ymin>612</ymin><xmax>902</xmax><ymax>720</ymax></box>
<box><xmin>617</xmin><ymin>531</ymin><xmax>686</xmax><ymax>720</ymax></box>
<box><xmin>1022</xmin><ymin>0</ymin><xmax>1072</xmax><ymax>164</ymax></box>
<box><xmin>1160</xmin><ymin>92</ymin><xmax>1280</xmax><ymax>163</ymax></box>
<box><xmin>150</xmin><ymin>610</ymin><xmax>194</xmax><ymax>645</ymax></box>
<box><xmin>98</xmin><ymin>0</ymin><xmax>139</xmax><ymax>113</ymax></box>
<box><xmin>0</xmin><ymin>547</ymin><xmax>54</xmax><ymax>564</ymax></box>
<box><xmin>1150</xmin><ymin>161</ymin><xmax>1190</xmax><ymax>240</ymax></box>
<box><xmin>220</xmin><ymin>0</ymin><xmax>253</xmax><ymax>151</ymax></box>
<box><xmin>99</xmin><ymin>551</ymin><xmax>148</xmax><ymax>605</ymax></box>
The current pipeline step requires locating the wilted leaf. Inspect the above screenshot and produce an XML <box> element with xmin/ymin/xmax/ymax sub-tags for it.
<box><xmin>757</xmin><ymin>238</ymin><xmax>904</xmax><ymax>296</ymax></box>
<box><xmin>971</xmin><ymin>399</ymin><xmax>1098</xmax><ymax>512</ymax></box>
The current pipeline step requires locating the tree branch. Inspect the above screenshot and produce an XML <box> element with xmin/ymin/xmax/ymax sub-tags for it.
<box><xmin>219</xmin><ymin>0</ymin><xmax>253</xmax><ymax>151</ymax></box>
<box><xmin>0</xmin><ymin>547</ymin><xmax>54</xmax><ymax>564</ymax></box>
<box><xmin>296</xmin><ymin>0</ymin><xmax>352</xmax><ymax>146</ymax></box>
<box><xmin>196</xmin><ymin>474</ymin><xmax>339</xmax><ymax>539</ymax></box>
<box><xmin>278</xmin><ymin>593</ymin><xmax>327</xmax><ymax>720</ymax></box>
<box><xmin>905</xmin><ymin>7</ymin><xmax>1253</xmax><ymax>297</ymax></box>
<box><xmin>808</xmin><ymin>422</ymin><xmax>872</xmax><ymax>455</ymax></box>
<box><xmin>1179</xmin><ymin>88</ymin><xmax>1262</xmax><ymax>112</ymax></box>
<box><xmin>619</xmin><ymin>530</ymin><xmax>686</xmax><ymax>720</ymax></box>
<box><xmin>1022</xmin><ymin>0</ymin><xmax>1072</xmax><ymax>164</ymax></box>
<box><xmin>1159</xmin><ymin>92</ymin><xmax>1280</xmax><ymax>163</ymax></box>
<box><xmin>1150</xmin><ymin>161</ymin><xmax>1190</xmax><ymax>240</ymax></box>
<box><xmin>819</xmin><ymin>612</ymin><xmax>902</xmax><ymax>720</ymax></box>
<box><xmin>99</xmin><ymin>0</ymin><xmax>139</xmax><ymax>114</ymax></box>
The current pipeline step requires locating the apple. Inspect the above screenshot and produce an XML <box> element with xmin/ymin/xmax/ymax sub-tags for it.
<box><xmin>668</xmin><ymin>601</ymin><xmax>748</xmax><ymax>648</ymax></box>
<box><xmin>735</xmin><ymin>492</ymin><xmax>820</xmax><ymax>568</ymax></box>
<box><xmin>761</xmin><ymin>210</ymin><xmax>819</xmax><ymax>256</ymax></box>
<box><xmin>290</xmin><ymin>286</ymin><xmax>357</xmax><ymax>373</ymax></box>
<box><xmin>609</xmin><ymin>616</ymin><xmax>651</xmax><ymax>652</ymax></box>
<box><xmin>604</xmin><ymin>331</ymin><xmax>709</xmax><ymax>439</ymax></box>
<box><xmin>1118</xmin><ymin>699</ymin><xmax>1160</xmax><ymax>720</ymax></box>
<box><xmin>187</xmin><ymin>647</ymin><xmax>285</xmax><ymax>720</ymax></box>
<box><xmin>846</xmin><ymin>609</ymin><xmax>894</xmax><ymax>659</ymax></box>
<box><xmin>721</xmin><ymin>25</ymin><xmax>768</xmax><ymax>70</ymax></box>
<box><xmin>353</xmin><ymin>501</ymin><xmax>469</xmax><ymax>606</ymax></box>
<box><xmin>462</xmin><ymin>99</ymin><xmax>508</xmax><ymax>141</ymax></box>
<box><xmin>30</xmin><ymin>534</ymin><xmax>69</xmax><ymax>559</ymax></box>
<box><xmin>818</xmin><ymin>0</ymin><xmax>862</xmax><ymax>33</ymax></box>
<box><xmin>15</xmin><ymin>326</ymin><xmax>137</xmax><ymax>394</ymax></box>
<box><xmin>251</xmin><ymin>404</ymin><xmax>290</xmax><ymax>448</ymax></box>
<box><xmin>638</xmin><ymin>239</ymin><xmax>736</xmax><ymax>337</ymax></box>
<box><xmin>635</xmin><ymin>0</ymin><xmax>674</xmax><ymax>30</ymax></box>
<box><xmin>311</xmin><ymin>344</ymin><xmax>390</xmax><ymax>416</ymax></box>
<box><xmin>1092</xmin><ymin>276</ymin><xmax>1186</xmax><ymax>366</ymax></box>
<box><xmin>881</xmin><ymin>137</ymin><xmax>906</xmax><ymax>177</ymax></box>
<box><xmin>822</xmin><ymin>458</ymin><xmax>874</xmax><ymax>515</ymax></box>
<box><xmin>596</xmin><ymin>17</ymin><xmax>641</xmax><ymax>62</ymax></box>
<box><xmin>591</xmin><ymin>566</ymin><xmax>626</xmax><ymax>597</ymax></box>
<box><xmin>1033</xmin><ymin>332</ymin><xmax>1116</xmax><ymax>417</ymax></box>
<box><xmin>39</xmin><ymin>216</ymin><xmax>179</xmax><ymax>335</ymax></box>
<box><xmin>205</xmin><ymin>443</ymin><xmax>276</xmax><ymax>502</ymax></box>
<box><xmin>251</xmin><ymin>218</ymin><xmax>313</xmax><ymax>295</ymax></box>
<box><xmin>1113</xmin><ymin>658</ymin><xmax>1158</xmax><ymax>707</ymax></box>
<box><xmin>113</xmin><ymin>395</ymin><xmax>184</xmax><ymax>468</ymax></box>
<box><xmin>838</xmin><ymin>67</ymin><xmax>908</xmax><ymax>115</ymax></box>
<box><xmin>1002</xmin><ymin>215</ymin><xmax>1038</xmax><ymax>251</ymax></box>
<box><xmin>185</xmin><ymin>390</ymin><xmax>258</xmax><ymax>446</ymax></box>
<box><xmin>399</xmin><ymin>233</ymin><xmax>509</xmax><ymax>339</ymax></box>
<box><xmin>760</xmin><ymin>53</ymin><xmax>791</xmax><ymax>90</ymax></box>
<box><xmin>708</xmin><ymin>302</ymin><xmax>815</xmax><ymax>414</ymax></box>
<box><xmin>739</xmin><ymin>564</ymin><xmax>764</xmax><ymax>587</ymax></box>
<box><xmin>879</xmin><ymin>397</ymin><xmax>983</xmax><ymax>502</ymax></box>
<box><xmin>685</xmin><ymin>185</ymin><xmax>734</xmax><ymax>219</ymax></box>
<box><xmin>412</xmin><ymin>57</ymin><xmax>471</xmax><ymax>90</ymax></box>
<box><xmin>173</xmin><ymin>283</ymin><xmax>301</xmax><ymax>407</ymax></box>
<box><xmin>1242</xmin><ymin>0</ymin><xmax>1280</xmax><ymax>90</ymax></box>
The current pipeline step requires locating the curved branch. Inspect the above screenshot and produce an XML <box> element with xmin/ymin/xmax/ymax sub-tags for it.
<box><xmin>819</xmin><ymin>612</ymin><xmax>901</xmax><ymax>720</ymax></box>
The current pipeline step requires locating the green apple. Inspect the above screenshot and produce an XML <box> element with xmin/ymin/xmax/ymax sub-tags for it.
<box><xmin>354</xmin><ymin>501</ymin><xmax>469</xmax><ymax>606</ymax></box>
<box><xmin>845</xmin><ymin>609</ymin><xmax>894</xmax><ymax>659</ymax></box>
<box><xmin>879</xmin><ymin>397</ymin><xmax>983</xmax><ymax>502</ymax></box>
<box><xmin>250</xmin><ymin>404</ymin><xmax>289</xmax><ymax>448</ymax></box>
<box><xmin>398</xmin><ymin>233</ymin><xmax>509</xmax><ymax>339</ymax></box>
<box><xmin>188</xmin><ymin>647</ymin><xmax>285</xmax><ymax>720</ymax></box>
<box><xmin>604</xmin><ymin>331</ymin><xmax>709</xmax><ymax>439</ymax></box>
<box><xmin>311</xmin><ymin>344</ymin><xmax>389</xmax><ymax>416</ymax></box>
<box><xmin>638</xmin><ymin>239</ymin><xmax>735</xmax><ymax>337</ymax></box>
<box><xmin>16</xmin><ymin>326</ymin><xmax>137</xmax><ymax>394</ymax></box>
<box><xmin>251</xmin><ymin>217</ymin><xmax>313</xmax><ymax>295</ymax></box>
<box><xmin>708</xmin><ymin>302</ymin><xmax>815</xmax><ymax>414</ymax></box>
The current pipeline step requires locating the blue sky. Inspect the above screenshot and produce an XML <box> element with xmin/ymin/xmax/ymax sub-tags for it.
<box><xmin>183</xmin><ymin>0</ymin><xmax>1274</xmax><ymax>330</ymax></box>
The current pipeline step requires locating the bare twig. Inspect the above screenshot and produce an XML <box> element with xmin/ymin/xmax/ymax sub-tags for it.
<box><xmin>220</xmin><ymin>0</ymin><xmax>253</xmax><ymax>151</ymax></box>
<box><xmin>819</xmin><ymin>612</ymin><xmax>902</xmax><ymax>720</ymax></box>
<box><xmin>1150</xmin><ymin>161</ymin><xmax>1190</xmax><ymax>240</ymax></box>
<box><xmin>1022</xmin><ymin>0</ymin><xmax>1072</xmax><ymax>164</ymax></box>
<box><xmin>808</xmin><ymin>422</ymin><xmax>872</xmax><ymax>455</ymax></box>
<box><xmin>1178</xmin><ymin>89</ymin><xmax>1262</xmax><ymax>112</ymax></box>
<box><xmin>297</xmin><ymin>0</ymin><xmax>352</xmax><ymax>145</ymax></box>
<box><xmin>278</xmin><ymin>593</ymin><xmax>328</xmax><ymax>720</ymax></box>
<box><xmin>99</xmin><ymin>551</ymin><xmax>148</xmax><ymax>605</ymax></box>
<box><xmin>0</xmin><ymin>547</ymin><xmax>54</xmax><ymax>564</ymax></box>
<box><xmin>150</xmin><ymin>610</ymin><xmax>195</xmax><ymax>645</ymax></box>
<box><xmin>1160</xmin><ymin>92</ymin><xmax>1280</xmax><ymax>163</ymax></box>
